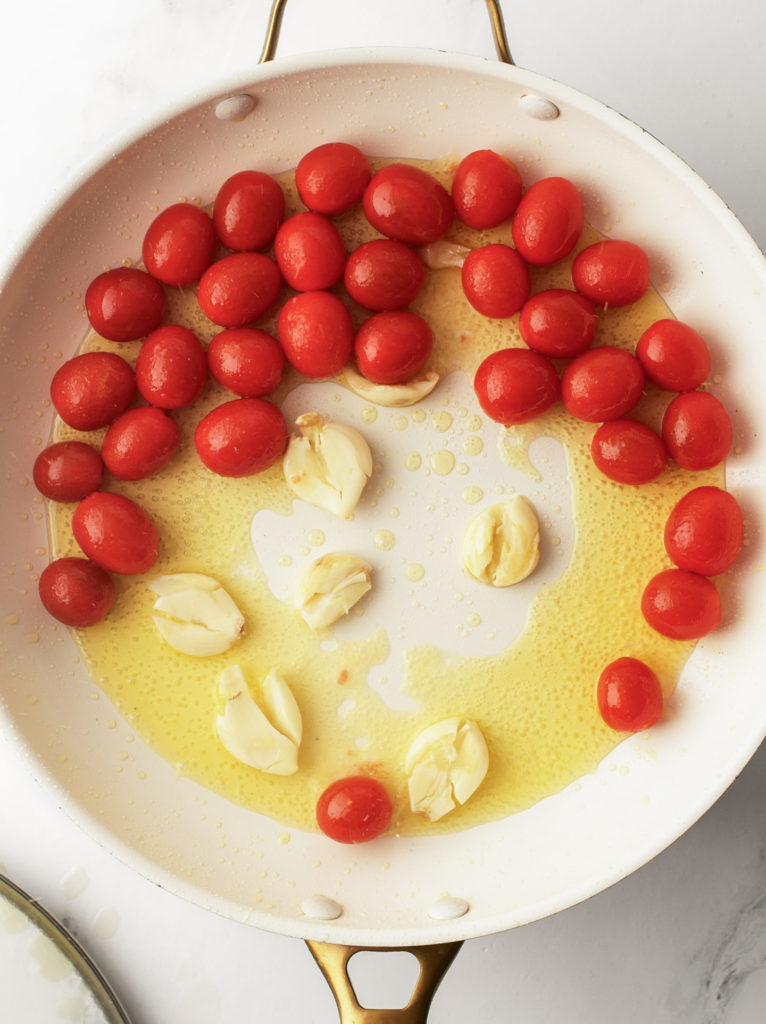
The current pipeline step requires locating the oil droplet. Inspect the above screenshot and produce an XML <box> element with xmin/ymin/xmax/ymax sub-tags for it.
<box><xmin>25</xmin><ymin>631</ymin><xmax>39</xmax><ymax>645</ymax></box>
<box><xmin>360</xmin><ymin>405</ymin><xmax>378</xmax><ymax>424</ymax></box>
<box><xmin>405</xmin><ymin>563</ymin><xmax>425</xmax><ymax>582</ymax></box>
<box><xmin>432</xmin><ymin>410</ymin><xmax>453</xmax><ymax>433</ymax></box>
<box><xmin>278</xmin><ymin>831</ymin><xmax>291</xmax><ymax>845</ymax></box>
<box><xmin>430</xmin><ymin>450</ymin><xmax>455</xmax><ymax>476</ymax></box>
<box><xmin>463</xmin><ymin>435</ymin><xmax>483</xmax><ymax>456</ymax></box>
<box><xmin>374</xmin><ymin>529</ymin><xmax>396</xmax><ymax>551</ymax></box>
<box><xmin>278</xmin><ymin>554</ymin><xmax>293</xmax><ymax>567</ymax></box>
<box><xmin>462</xmin><ymin>485</ymin><xmax>484</xmax><ymax>505</ymax></box>
<box><xmin>405</xmin><ymin>451</ymin><xmax>422</xmax><ymax>471</ymax></box>
<box><xmin>466</xmin><ymin>612</ymin><xmax>482</xmax><ymax>628</ymax></box>
<box><xmin>465</xmin><ymin>414</ymin><xmax>482</xmax><ymax>432</ymax></box>
<box><xmin>5</xmin><ymin>613</ymin><xmax>19</xmax><ymax>625</ymax></box>
<box><xmin>411</xmin><ymin>408</ymin><xmax>426</xmax><ymax>423</ymax></box>
<box><xmin>389</xmin><ymin>507</ymin><xmax>400</xmax><ymax>518</ymax></box>
<box><xmin>306</xmin><ymin>529</ymin><xmax>325</xmax><ymax>547</ymax></box>
<box><xmin>393</xmin><ymin>415</ymin><xmax>408</xmax><ymax>431</ymax></box>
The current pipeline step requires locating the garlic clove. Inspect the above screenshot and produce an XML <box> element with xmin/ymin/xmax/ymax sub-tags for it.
<box><xmin>294</xmin><ymin>552</ymin><xmax>373</xmax><ymax>629</ymax></box>
<box><xmin>216</xmin><ymin>665</ymin><xmax>301</xmax><ymax>776</ymax></box>
<box><xmin>405</xmin><ymin>717</ymin><xmax>489</xmax><ymax>821</ymax></box>
<box><xmin>343</xmin><ymin>367</ymin><xmax>440</xmax><ymax>407</ymax></box>
<box><xmin>148</xmin><ymin>573</ymin><xmax>245</xmax><ymax>656</ymax></box>
<box><xmin>418</xmin><ymin>239</ymin><xmax>473</xmax><ymax>269</ymax></box>
<box><xmin>461</xmin><ymin>495</ymin><xmax>540</xmax><ymax>587</ymax></box>
<box><xmin>283</xmin><ymin>412</ymin><xmax>373</xmax><ymax>519</ymax></box>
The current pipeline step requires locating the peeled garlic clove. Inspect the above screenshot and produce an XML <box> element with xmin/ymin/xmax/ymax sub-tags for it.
<box><xmin>148</xmin><ymin>573</ymin><xmax>245</xmax><ymax>656</ymax></box>
<box><xmin>405</xmin><ymin>717</ymin><xmax>489</xmax><ymax>821</ymax></box>
<box><xmin>343</xmin><ymin>367</ymin><xmax>440</xmax><ymax>407</ymax></box>
<box><xmin>262</xmin><ymin>667</ymin><xmax>302</xmax><ymax>746</ymax></box>
<box><xmin>461</xmin><ymin>496</ymin><xmax>540</xmax><ymax>587</ymax></box>
<box><xmin>419</xmin><ymin>239</ymin><xmax>473</xmax><ymax>269</ymax></box>
<box><xmin>283</xmin><ymin>412</ymin><xmax>373</xmax><ymax>519</ymax></box>
<box><xmin>216</xmin><ymin>665</ymin><xmax>300</xmax><ymax>775</ymax></box>
<box><xmin>294</xmin><ymin>552</ymin><xmax>372</xmax><ymax>629</ymax></box>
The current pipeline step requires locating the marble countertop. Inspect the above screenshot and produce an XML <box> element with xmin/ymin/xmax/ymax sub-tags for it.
<box><xmin>1</xmin><ymin>1</ymin><xmax>765</xmax><ymax>1021</ymax></box>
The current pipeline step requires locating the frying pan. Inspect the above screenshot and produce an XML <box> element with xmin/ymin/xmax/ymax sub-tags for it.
<box><xmin>2</xmin><ymin>0</ymin><xmax>765</xmax><ymax>1018</ymax></box>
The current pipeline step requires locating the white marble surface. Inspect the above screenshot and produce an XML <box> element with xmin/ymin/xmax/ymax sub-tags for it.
<box><xmin>2</xmin><ymin>1</ymin><xmax>766</xmax><ymax>1021</ymax></box>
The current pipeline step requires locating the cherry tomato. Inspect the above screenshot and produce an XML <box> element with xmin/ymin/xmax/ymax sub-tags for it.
<box><xmin>315</xmin><ymin>775</ymin><xmax>393</xmax><ymax>844</ymax></box>
<box><xmin>661</xmin><ymin>390</ymin><xmax>732</xmax><ymax>470</ymax></box>
<box><xmin>295</xmin><ymin>142</ymin><xmax>371</xmax><ymax>215</ymax></box>
<box><xmin>461</xmin><ymin>243</ymin><xmax>530</xmax><ymax>319</ymax></box>
<box><xmin>213</xmin><ymin>169</ymin><xmax>285</xmax><ymax>251</ymax></box>
<box><xmin>354</xmin><ymin>310</ymin><xmax>433</xmax><ymax>385</ymax></box>
<box><xmin>511</xmin><ymin>176</ymin><xmax>583</xmax><ymax>267</ymax></box>
<box><xmin>274</xmin><ymin>212</ymin><xmax>346</xmax><ymax>291</ymax></box>
<box><xmin>194</xmin><ymin>397</ymin><xmax>287</xmax><ymax>477</ymax></box>
<box><xmin>207</xmin><ymin>327</ymin><xmax>284</xmax><ymax>397</ymax></box>
<box><xmin>277</xmin><ymin>291</ymin><xmax>354</xmax><ymax>378</ymax></box>
<box><xmin>343</xmin><ymin>239</ymin><xmax>426</xmax><ymax>311</ymax></box>
<box><xmin>50</xmin><ymin>351</ymin><xmax>136</xmax><ymax>431</ymax></box>
<box><xmin>518</xmin><ymin>288</ymin><xmax>597</xmax><ymax>358</ymax></box>
<box><xmin>641</xmin><ymin>568</ymin><xmax>721</xmax><ymax>640</ymax></box>
<box><xmin>474</xmin><ymin>348</ymin><xmax>560</xmax><ymax>426</ymax></box>
<box><xmin>135</xmin><ymin>324</ymin><xmax>208</xmax><ymax>409</ymax></box>
<box><xmin>72</xmin><ymin>492</ymin><xmax>159</xmax><ymax>575</ymax></box>
<box><xmin>197</xmin><ymin>252</ymin><xmax>282</xmax><ymax>328</ymax></box>
<box><xmin>100</xmin><ymin>407</ymin><xmax>181</xmax><ymax>481</ymax></box>
<box><xmin>597</xmin><ymin>657</ymin><xmax>663</xmax><ymax>732</ymax></box>
<box><xmin>141</xmin><ymin>202</ymin><xmax>216</xmax><ymax>286</ymax></box>
<box><xmin>451</xmin><ymin>149</ymin><xmax>523</xmax><ymax>229</ymax></box>
<box><xmin>85</xmin><ymin>267</ymin><xmax>166</xmax><ymax>342</ymax></box>
<box><xmin>572</xmin><ymin>240</ymin><xmax>650</xmax><ymax>307</ymax></box>
<box><xmin>561</xmin><ymin>346</ymin><xmax>645</xmax><ymax>422</ymax></box>
<box><xmin>664</xmin><ymin>486</ymin><xmax>744</xmax><ymax>576</ymax></box>
<box><xmin>33</xmin><ymin>441</ymin><xmax>104</xmax><ymax>502</ymax></box>
<box><xmin>590</xmin><ymin>419</ymin><xmax>667</xmax><ymax>485</ymax></box>
<box><xmin>636</xmin><ymin>318</ymin><xmax>711</xmax><ymax>392</ymax></box>
<box><xmin>38</xmin><ymin>557</ymin><xmax>115</xmax><ymax>627</ymax></box>
<box><xmin>363</xmin><ymin>163</ymin><xmax>453</xmax><ymax>245</ymax></box>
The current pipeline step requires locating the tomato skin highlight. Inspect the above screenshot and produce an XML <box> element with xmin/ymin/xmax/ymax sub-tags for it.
<box><xmin>85</xmin><ymin>267</ymin><xmax>167</xmax><ymax>342</ymax></box>
<box><xmin>197</xmin><ymin>252</ymin><xmax>282</xmax><ymax>328</ymax></box>
<box><xmin>451</xmin><ymin>149</ymin><xmax>523</xmax><ymax>229</ymax></box>
<box><xmin>561</xmin><ymin>346</ymin><xmax>645</xmax><ymax>422</ymax></box>
<box><xmin>213</xmin><ymin>169</ymin><xmax>285</xmax><ymax>251</ymax></box>
<box><xmin>33</xmin><ymin>441</ymin><xmax>104</xmax><ymax>502</ymax></box>
<box><xmin>641</xmin><ymin>568</ymin><xmax>722</xmax><ymax>640</ymax></box>
<box><xmin>664</xmin><ymin>486</ymin><xmax>744</xmax><ymax>576</ymax></box>
<box><xmin>661</xmin><ymin>390</ymin><xmax>733</xmax><ymax>470</ymax></box>
<box><xmin>142</xmin><ymin>202</ymin><xmax>216</xmax><ymax>286</ymax></box>
<box><xmin>354</xmin><ymin>310</ymin><xmax>433</xmax><ymax>385</ymax></box>
<box><xmin>519</xmin><ymin>288</ymin><xmax>597</xmax><ymax>358</ymax></box>
<box><xmin>511</xmin><ymin>176</ymin><xmax>584</xmax><ymax>266</ymax></box>
<box><xmin>277</xmin><ymin>291</ymin><xmax>354</xmax><ymax>378</ymax></box>
<box><xmin>363</xmin><ymin>163</ymin><xmax>453</xmax><ymax>245</ymax></box>
<box><xmin>344</xmin><ymin>239</ymin><xmax>426</xmax><ymax>311</ymax></box>
<box><xmin>295</xmin><ymin>142</ymin><xmax>371</xmax><ymax>215</ymax></box>
<box><xmin>597</xmin><ymin>657</ymin><xmax>663</xmax><ymax>732</ymax></box>
<box><xmin>38</xmin><ymin>557</ymin><xmax>115</xmax><ymax>627</ymax></box>
<box><xmin>51</xmin><ymin>351</ymin><xmax>137</xmax><ymax>432</ymax></box>
<box><xmin>207</xmin><ymin>327</ymin><xmax>284</xmax><ymax>397</ymax></box>
<box><xmin>315</xmin><ymin>775</ymin><xmax>393</xmax><ymax>844</ymax></box>
<box><xmin>135</xmin><ymin>324</ymin><xmax>208</xmax><ymax>410</ymax></box>
<box><xmin>572</xmin><ymin>239</ymin><xmax>650</xmax><ymax>307</ymax></box>
<box><xmin>636</xmin><ymin>318</ymin><xmax>711</xmax><ymax>392</ymax></box>
<box><xmin>72</xmin><ymin>492</ymin><xmax>159</xmax><ymax>575</ymax></box>
<box><xmin>474</xmin><ymin>348</ymin><xmax>560</xmax><ymax>426</ymax></box>
<box><xmin>274</xmin><ymin>211</ymin><xmax>346</xmax><ymax>291</ymax></box>
<box><xmin>194</xmin><ymin>397</ymin><xmax>287</xmax><ymax>478</ymax></box>
<box><xmin>101</xmin><ymin>406</ymin><xmax>181</xmax><ymax>481</ymax></box>
<box><xmin>590</xmin><ymin>419</ymin><xmax>667</xmax><ymax>485</ymax></box>
<box><xmin>461</xmin><ymin>243</ymin><xmax>530</xmax><ymax>319</ymax></box>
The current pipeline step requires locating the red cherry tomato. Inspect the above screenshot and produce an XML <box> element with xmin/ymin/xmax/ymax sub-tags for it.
<box><xmin>641</xmin><ymin>568</ymin><xmax>721</xmax><ymax>640</ymax></box>
<box><xmin>636</xmin><ymin>319</ymin><xmax>711</xmax><ymax>392</ymax></box>
<box><xmin>135</xmin><ymin>324</ymin><xmax>208</xmax><ymax>409</ymax></box>
<box><xmin>207</xmin><ymin>327</ymin><xmax>284</xmax><ymax>397</ymax></box>
<box><xmin>33</xmin><ymin>441</ymin><xmax>104</xmax><ymax>502</ymax></box>
<box><xmin>474</xmin><ymin>348</ymin><xmax>560</xmax><ymax>426</ymax></box>
<box><xmin>343</xmin><ymin>239</ymin><xmax>426</xmax><ymax>311</ymax></box>
<box><xmin>572</xmin><ymin>240</ymin><xmax>650</xmax><ymax>307</ymax></box>
<box><xmin>590</xmin><ymin>419</ymin><xmax>667</xmax><ymax>485</ymax></box>
<box><xmin>277</xmin><ymin>291</ymin><xmax>354</xmax><ymax>378</ymax></box>
<box><xmin>664</xmin><ymin>486</ymin><xmax>744</xmax><ymax>576</ymax></box>
<box><xmin>354</xmin><ymin>311</ymin><xmax>433</xmax><ymax>385</ymax></box>
<box><xmin>141</xmin><ymin>203</ymin><xmax>216</xmax><ymax>286</ymax></box>
<box><xmin>363</xmin><ymin>163</ymin><xmax>453</xmax><ymax>245</ymax></box>
<box><xmin>661</xmin><ymin>390</ymin><xmax>732</xmax><ymax>470</ymax></box>
<box><xmin>315</xmin><ymin>775</ymin><xmax>393</xmax><ymax>844</ymax></box>
<box><xmin>451</xmin><ymin>149</ymin><xmax>523</xmax><ymax>229</ymax></box>
<box><xmin>518</xmin><ymin>288</ymin><xmax>597</xmax><ymax>358</ymax></box>
<box><xmin>213</xmin><ymin>170</ymin><xmax>285</xmax><ymax>251</ymax></box>
<box><xmin>561</xmin><ymin>346</ymin><xmax>645</xmax><ymax>422</ymax></box>
<box><xmin>38</xmin><ymin>557</ymin><xmax>115</xmax><ymax>627</ymax></box>
<box><xmin>511</xmin><ymin>177</ymin><xmax>584</xmax><ymax>267</ymax></box>
<box><xmin>100</xmin><ymin>407</ymin><xmax>181</xmax><ymax>481</ymax></box>
<box><xmin>295</xmin><ymin>142</ymin><xmax>371</xmax><ymax>215</ymax></box>
<box><xmin>461</xmin><ymin>244</ymin><xmax>530</xmax><ymax>319</ymax></box>
<box><xmin>597</xmin><ymin>657</ymin><xmax>663</xmax><ymax>732</ymax></box>
<box><xmin>274</xmin><ymin>212</ymin><xmax>346</xmax><ymax>291</ymax></box>
<box><xmin>194</xmin><ymin>398</ymin><xmax>287</xmax><ymax>478</ymax></box>
<box><xmin>85</xmin><ymin>267</ymin><xmax>166</xmax><ymax>342</ymax></box>
<box><xmin>72</xmin><ymin>492</ymin><xmax>159</xmax><ymax>575</ymax></box>
<box><xmin>197</xmin><ymin>252</ymin><xmax>282</xmax><ymax>328</ymax></box>
<box><xmin>50</xmin><ymin>352</ymin><xmax>136</xmax><ymax>431</ymax></box>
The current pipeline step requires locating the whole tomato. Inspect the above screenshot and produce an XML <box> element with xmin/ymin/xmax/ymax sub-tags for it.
<box><xmin>518</xmin><ymin>288</ymin><xmax>597</xmax><ymax>358</ymax></box>
<box><xmin>343</xmin><ymin>239</ymin><xmax>426</xmax><ymax>311</ymax></box>
<box><xmin>641</xmin><ymin>568</ymin><xmax>721</xmax><ymax>640</ymax></box>
<box><xmin>572</xmin><ymin>240</ymin><xmax>650</xmax><ymax>307</ymax></box>
<box><xmin>85</xmin><ymin>267</ymin><xmax>166</xmax><ymax>342</ymax></box>
<box><xmin>451</xmin><ymin>149</ymin><xmax>523</xmax><ymax>229</ymax></box>
<box><xmin>363</xmin><ymin>163</ymin><xmax>453</xmax><ymax>245</ymax></box>
<box><xmin>277</xmin><ymin>291</ymin><xmax>353</xmax><ymax>378</ymax></box>
<box><xmin>590</xmin><ymin>419</ymin><xmax>667</xmax><ymax>485</ymax></box>
<box><xmin>636</xmin><ymin>318</ymin><xmax>711</xmax><ymax>392</ymax></box>
<box><xmin>274</xmin><ymin>212</ymin><xmax>346</xmax><ymax>291</ymax></box>
<box><xmin>561</xmin><ymin>346</ymin><xmax>645</xmax><ymax>422</ymax></box>
<box><xmin>72</xmin><ymin>492</ymin><xmax>159</xmax><ymax>575</ymax></box>
<box><xmin>50</xmin><ymin>351</ymin><xmax>136</xmax><ymax>431</ymax></box>
<box><xmin>354</xmin><ymin>310</ymin><xmax>433</xmax><ymax>385</ymax></box>
<box><xmin>101</xmin><ymin>406</ymin><xmax>181</xmax><ymax>481</ymax></box>
<box><xmin>474</xmin><ymin>348</ymin><xmax>560</xmax><ymax>426</ymax></box>
<box><xmin>461</xmin><ymin>243</ymin><xmax>530</xmax><ymax>319</ymax></box>
<box><xmin>315</xmin><ymin>775</ymin><xmax>393</xmax><ymax>843</ymax></box>
<box><xmin>664</xmin><ymin>486</ymin><xmax>743</xmax><ymax>576</ymax></box>
<box><xmin>135</xmin><ymin>324</ymin><xmax>208</xmax><ymax>409</ymax></box>
<box><xmin>213</xmin><ymin>169</ymin><xmax>285</xmax><ymax>251</ymax></box>
<box><xmin>142</xmin><ymin>202</ymin><xmax>216</xmax><ymax>286</ymax></box>
<box><xmin>511</xmin><ymin>176</ymin><xmax>584</xmax><ymax>266</ymax></box>
<box><xmin>38</xmin><ymin>557</ymin><xmax>115</xmax><ymax>627</ymax></box>
<box><xmin>295</xmin><ymin>142</ymin><xmax>371</xmax><ymax>215</ymax></box>
<box><xmin>197</xmin><ymin>252</ymin><xmax>282</xmax><ymax>328</ymax></box>
<box><xmin>33</xmin><ymin>441</ymin><xmax>104</xmax><ymax>502</ymax></box>
<box><xmin>194</xmin><ymin>398</ymin><xmax>287</xmax><ymax>477</ymax></box>
<box><xmin>597</xmin><ymin>657</ymin><xmax>663</xmax><ymax>732</ymax></box>
<box><xmin>661</xmin><ymin>390</ymin><xmax>732</xmax><ymax>470</ymax></box>
<box><xmin>207</xmin><ymin>327</ymin><xmax>285</xmax><ymax>397</ymax></box>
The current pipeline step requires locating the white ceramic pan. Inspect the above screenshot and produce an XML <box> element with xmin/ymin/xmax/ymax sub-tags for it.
<box><xmin>1</xmin><ymin>0</ymin><xmax>765</xmax><ymax>1018</ymax></box>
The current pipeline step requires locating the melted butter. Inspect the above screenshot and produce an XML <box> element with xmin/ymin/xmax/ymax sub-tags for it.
<box><xmin>47</xmin><ymin>158</ymin><xmax>723</xmax><ymax>837</ymax></box>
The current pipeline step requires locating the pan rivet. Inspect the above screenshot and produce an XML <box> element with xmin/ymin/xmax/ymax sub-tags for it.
<box><xmin>301</xmin><ymin>894</ymin><xmax>343</xmax><ymax>920</ymax></box>
<box><xmin>519</xmin><ymin>94</ymin><xmax>560</xmax><ymax>121</ymax></box>
<box><xmin>428</xmin><ymin>895</ymin><xmax>469</xmax><ymax>920</ymax></box>
<box><xmin>215</xmin><ymin>94</ymin><xmax>257</xmax><ymax>122</ymax></box>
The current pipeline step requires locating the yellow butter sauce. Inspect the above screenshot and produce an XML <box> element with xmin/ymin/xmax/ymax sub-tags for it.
<box><xmin>48</xmin><ymin>158</ymin><xmax>723</xmax><ymax>836</ymax></box>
